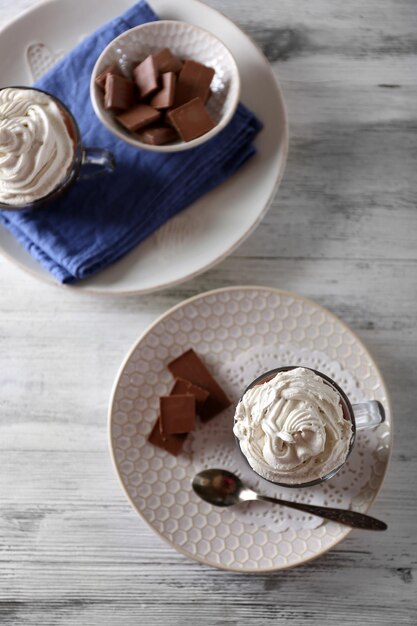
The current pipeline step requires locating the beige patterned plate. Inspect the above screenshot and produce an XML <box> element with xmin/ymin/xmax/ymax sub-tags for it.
<box><xmin>109</xmin><ymin>286</ymin><xmax>392</xmax><ymax>571</ymax></box>
<box><xmin>0</xmin><ymin>0</ymin><xmax>288</xmax><ymax>294</ymax></box>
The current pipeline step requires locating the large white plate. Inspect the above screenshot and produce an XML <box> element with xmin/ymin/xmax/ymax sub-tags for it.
<box><xmin>0</xmin><ymin>0</ymin><xmax>288</xmax><ymax>294</ymax></box>
<box><xmin>109</xmin><ymin>286</ymin><xmax>392</xmax><ymax>572</ymax></box>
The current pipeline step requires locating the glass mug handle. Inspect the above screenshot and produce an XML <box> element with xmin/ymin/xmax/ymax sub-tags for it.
<box><xmin>79</xmin><ymin>147</ymin><xmax>116</xmax><ymax>179</ymax></box>
<box><xmin>352</xmin><ymin>400</ymin><xmax>385</xmax><ymax>430</ymax></box>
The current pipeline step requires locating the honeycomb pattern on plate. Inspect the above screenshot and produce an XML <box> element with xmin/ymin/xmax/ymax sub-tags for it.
<box><xmin>110</xmin><ymin>287</ymin><xmax>391</xmax><ymax>571</ymax></box>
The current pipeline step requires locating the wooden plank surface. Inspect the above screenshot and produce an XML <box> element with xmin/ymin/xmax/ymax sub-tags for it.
<box><xmin>0</xmin><ymin>0</ymin><xmax>416</xmax><ymax>624</ymax></box>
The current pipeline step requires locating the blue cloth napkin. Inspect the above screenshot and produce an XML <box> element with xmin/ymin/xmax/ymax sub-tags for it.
<box><xmin>0</xmin><ymin>1</ymin><xmax>262</xmax><ymax>283</ymax></box>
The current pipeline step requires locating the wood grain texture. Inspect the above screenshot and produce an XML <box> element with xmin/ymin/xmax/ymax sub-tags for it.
<box><xmin>0</xmin><ymin>0</ymin><xmax>416</xmax><ymax>624</ymax></box>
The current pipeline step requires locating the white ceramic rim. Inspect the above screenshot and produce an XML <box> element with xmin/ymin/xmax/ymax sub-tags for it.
<box><xmin>90</xmin><ymin>19</ymin><xmax>241</xmax><ymax>153</ymax></box>
<box><xmin>0</xmin><ymin>0</ymin><xmax>289</xmax><ymax>296</ymax></box>
<box><xmin>108</xmin><ymin>285</ymin><xmax>393</xmax><ymax>572</ymax></box>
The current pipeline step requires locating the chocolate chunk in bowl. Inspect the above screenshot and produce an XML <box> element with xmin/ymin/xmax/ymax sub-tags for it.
<box><xmin>133</xmin><ymin>54</ymin><xmax>159</xmax><ymax>98</ymax></box>
<box><xmin>116</xmin><ymin>104</ymin><xmax>160</xmax><ymax>132</ymax></box>
<box><xmin>136</xmin><ymin>124</ymin><xmax>178</xmax><ymax>145</ymax></box>
<box><xmin>90</xmin><ymin>20</ymin><xmax>240</xmax><ymax>152</ymax></box>
<box><xmin>97</xmin><ymin>49</ymin><xmax>217</xmax><ymax>144</ymax></box>
<box><xmin>167</xmin><ymin>97</ymin><xmax>216</xmax><ymax>142</ymax></box>
<box><xmin>104</xmin><ymin>73</ymin><xmax>135</xmax><ymax>111</ymax></box>
<box><xmin>95</xmin><ymin>62</ymin><xmax>122</xmax><ymax>90</ymax></box>
<box><xmin>150</xmin><ymin>72</ymin><xmax>176</xmax><ymax>109</ymax></box>
<box><xmin>153</xmin><ymin>47</ymin><xmax>183</xmax><ymax>74</ymax></box>
<box><xmin>174</xmin><ymin>59</ymin><xmax>215</xmax><ymax>107</ymax></box>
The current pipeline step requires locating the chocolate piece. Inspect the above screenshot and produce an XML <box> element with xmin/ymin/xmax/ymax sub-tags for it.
<box><xmin>148</xmin><ymin>417</ymin><xmax>187</xmax><ymax>456</ymax></box>
<box><xmin>116</xmin><ymin>104</ymin><xmax>160</xmax><ymax>132</ymax></box>
<box><xmin>168</xmin><ymin>349</ymin><xmax>231</xmax><ymax>421</ymax></box>
<box><xmin>160</xmin><ymin>395</ymin><xmax>196</xmax><ymax>435</ymax></box>
<box><xmin>150</xmin><ymin>72</ymin><xmax>176</xmax><ymax>109</ymax></box>
<box><xmin>133</xmin><ymin>55</ymin><xmax>159</xmax><ymax>99</ymax></box>
<box><xmin>153</xmin><ymin>48</ymin><xmax>183</xmax><ymax>74</ymax></box>
<box><xmin>171</xmin><ymin>378</ymin><xmax>209</xmax><ymax>413</ymax></box>
<box><xmin>95</xmin><ymin>63</ymin><xmax>121</xmax><ymax>91</ymax></box>
<box><xmin>137</xmin><ymin>124</ymin><xmax>178</xmax><ymax>145</ymax></box>
<box><xmin>104</xmin><ymin>73</ymin><xmax>135</xmax><ymax>111</ymax></box>
<box><xmin>163</xmin><ymin>111</ymin><xmax>176</xmax><ymax>128</ymax></box>
<box><xmin>167</xmin><ymin>98</ymin><xmax>216</xmax><ymax>142</ymax></box>
<box><xmin>174</xmin><ymin>60</ymin><xmax>215</xmax><ymax>107</ymax></box>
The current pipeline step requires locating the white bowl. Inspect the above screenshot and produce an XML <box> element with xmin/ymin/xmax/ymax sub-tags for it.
<box><xmin>90</xmin><ymin>20</ymin><xmax>241</xmax><ymax>152</ymax></box>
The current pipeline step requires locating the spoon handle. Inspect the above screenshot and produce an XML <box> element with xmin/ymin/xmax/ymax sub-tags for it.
<box><xmin>257</xmin><ymin>495</ymin><xmax>387</xmax><ymax>530</ymax></box>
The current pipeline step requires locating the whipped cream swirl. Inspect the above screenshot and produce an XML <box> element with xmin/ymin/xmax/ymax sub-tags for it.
<box><xmin>233</xmin><ymin>367</ymin><xmax>353</xmax><ymax>485</ymax></box>
<box><xmin>0</xmin><ymin>88</ymin><xmax>74</xmax><ymax>205</ymax></box>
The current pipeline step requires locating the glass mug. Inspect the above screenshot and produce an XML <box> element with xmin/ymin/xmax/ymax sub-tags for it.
<box><xmin>234</xmin><ymin>366</ymin><xmax>385</xmax><ymax>488</ymax></box>
<box><xmin>0</xmin><ymin>86</ymin><xmax>115</xmax><ymax>211</ymax></box>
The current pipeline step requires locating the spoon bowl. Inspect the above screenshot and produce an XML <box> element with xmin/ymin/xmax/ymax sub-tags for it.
<box><xmin>192</xmin><ymin>468</ymin><xmax>245</xmax><ymax>507</ymax></box>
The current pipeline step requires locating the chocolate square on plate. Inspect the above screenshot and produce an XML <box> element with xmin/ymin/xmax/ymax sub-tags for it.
<box><xmin>167</xmin><ymin>349</ymin><xmax>231</xmax><ymax>421</ymax></box>
<box><xmin>160</xmin><ymin>395</ymin><xmax>196</xmax><ymax>435</ymax></box>
<box><xmin>148</xmin><ymin>417</ymin><xmax>187</xmax><ymax>456</ymax></box>
<box><xmin>171</xmin><ymin>378</ymin><xmax>209</xmax><ymax>413</ymax></box>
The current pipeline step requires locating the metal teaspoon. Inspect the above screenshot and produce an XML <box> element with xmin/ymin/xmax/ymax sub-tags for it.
<box><xmin>192</xmin><ymin>469</ymin><xmax>387</xmax><ymax>531</ymax></box>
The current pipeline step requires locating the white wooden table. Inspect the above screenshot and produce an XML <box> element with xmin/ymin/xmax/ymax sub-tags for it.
<box><xmin>1</xmin><ymin>1</ymin><xmax>416</xmax><ymax>624</ymax></box>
